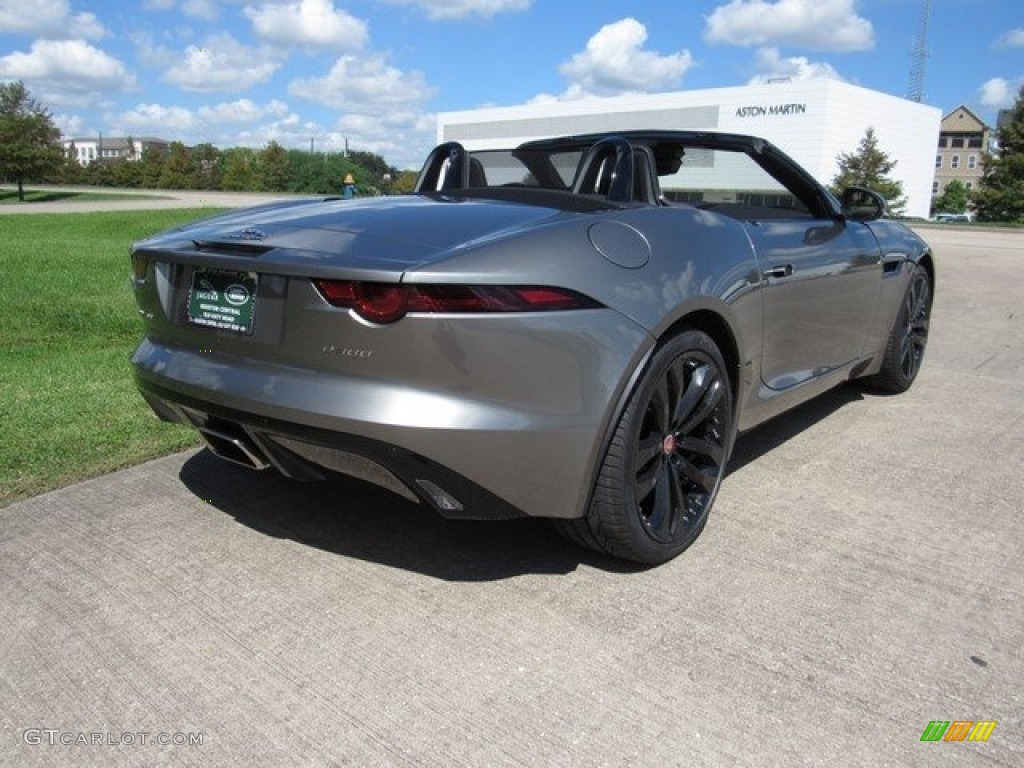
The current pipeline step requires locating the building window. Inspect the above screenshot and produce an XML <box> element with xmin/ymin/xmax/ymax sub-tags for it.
<box><xmin>951</xmin><ymin>155</ymin><xmax>960</xmax><ymax>169</ymax></box>
<box><xmin>937</xmin><ymin>136</ymin><xmax>948</xmax><ymax>148</ymax></box>
<box><xmin>935</xmin><ymin>155</ymin><xmax>942</xmax><ymax>168</ymax></box>
<box><xmin>968</xmin><ymin>136</ymin><xmax>983</xmax><ymax>148</ymax></box>
<box><xmin>966</xmin><ymin>182</ymin><xmax>973</xmax><ymax>190</ymax></box>
<box><xmin>932</xmin><ymin>181</ymin><xmax>939</xmax><ymax>194</ymax></box>
<box><xmin>968</xmin><ymin>155</ymin><xmax>977</xmax><ymax>169</ymax></box>
<box><xmin>951</xmin><ymin>137</ymin><xmax>965</xmax><ymax>148</ymax></box>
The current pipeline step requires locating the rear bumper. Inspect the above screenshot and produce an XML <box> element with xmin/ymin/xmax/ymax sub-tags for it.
<box><xmin>132</xmin><ymin>322</ymin><xmax>652</xmax><ymax>519</ymax></box>
<box><xmin>138</xmin><ymin>382</ymin><xmax>527</xmax><ymax>519</ymax></box>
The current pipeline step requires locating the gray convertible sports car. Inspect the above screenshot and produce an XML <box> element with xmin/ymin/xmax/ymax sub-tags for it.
<box><xmin>131</xmin><ymin>130</ymin><xmax>933</xmax><ymax>564</ymax></box>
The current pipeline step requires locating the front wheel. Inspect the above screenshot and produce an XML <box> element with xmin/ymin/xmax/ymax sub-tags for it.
<box><xmin>864</xmin><ymin>264</ymin><xmax>932</xmax><ymax>393</ymax></box>
<box><xmin>558</xmin><ymin>330</ymin><xmax>734</xmax><ymax>564</ymax></box>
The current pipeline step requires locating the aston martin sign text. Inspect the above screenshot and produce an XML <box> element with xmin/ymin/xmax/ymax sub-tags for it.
<box><xmin>735</xmin><ymin>103</ymin><xmax>807</xmax><ymax>118</ymax></box>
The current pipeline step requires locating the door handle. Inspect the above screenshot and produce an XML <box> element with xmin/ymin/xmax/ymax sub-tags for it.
<box><xmin>763</xmin><ymin>264</ymin><xmax>793</xmax><ymax>279</ymax></box>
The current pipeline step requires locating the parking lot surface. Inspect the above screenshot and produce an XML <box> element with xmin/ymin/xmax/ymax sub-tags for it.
<box><xmin>0</xmin><ymin>186</ymin><xmax>297</xmax><ymax>214</ymax></box>
<box><xmin>1</xmin><ymin>226</ymin><xmax>1021</xmax><ymax>767</ymax></box>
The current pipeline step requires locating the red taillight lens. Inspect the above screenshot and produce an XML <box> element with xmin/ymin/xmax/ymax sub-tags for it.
<box><xmin>313</xmin><ymin>281</ymin><xmax>408</xmax><ymax>323</ymax></box>
<box><xmin>313</xmin><ymin>279</ymin><xmax>356</xmax><ymax>305</ymax></box>
<box><xmin>512</xmin><ymin>287</ymin><xmax>587</xmax><ymax>310</ymax></box>
<box><xmin>352</xmin><ymin>283</ymin><xmax>409</xmax><ymax>324</ymax></box>
<box><xmin>313</xmin><ymin>280</ymin><xmax>600</xmax><ymax>323</ymax></box>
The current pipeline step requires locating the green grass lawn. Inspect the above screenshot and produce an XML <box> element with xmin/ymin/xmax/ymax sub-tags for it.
<box><xmin>0</xmin><ymin>188</ymin><xmax>174</xmax><ymax>204</ymax></box>
<box><xmin>0</xmin><ymin>209</ymin><xmax>228</xmax><ymax>505</ymax></box>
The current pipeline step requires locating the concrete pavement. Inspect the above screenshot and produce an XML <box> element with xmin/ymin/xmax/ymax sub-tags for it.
<box><xmin>0</xmin><ymin>186</ymin><xmax>301</xmax><ymax>214</ymax></box>
<box><xmin>1</xmin><ymin>226</ymin><xmax>1021</xmax><ymax>767</ymax></box>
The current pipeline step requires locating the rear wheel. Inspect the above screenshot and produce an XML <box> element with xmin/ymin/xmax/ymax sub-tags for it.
<box><xmin>558</xmin><ymin>330</ymin><xmax>734</xmax><ymax>564</ymax></box>
<box><xmin>864</xmin><ymin>264</ymin><xmax>931</xmax><ymax>393</ymax></box>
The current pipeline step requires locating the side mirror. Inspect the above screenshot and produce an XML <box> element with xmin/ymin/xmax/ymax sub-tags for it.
<box><xmin>841</xmin><ymin>186</ymin><xmax>886</xmax><ymax>221</ymax></box>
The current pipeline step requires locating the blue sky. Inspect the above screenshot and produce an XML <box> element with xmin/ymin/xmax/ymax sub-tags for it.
<box><xmin>1</xmin><ymin>0</ymin><xmax>1021</xmax><ymax>169</ymax></box>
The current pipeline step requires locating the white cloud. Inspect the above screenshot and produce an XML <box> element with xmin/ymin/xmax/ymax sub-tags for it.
<box><xmin>181</xmin><ymin>0</ymin><xmax>220</xmax><ymax>20</ymax></box>
<box><xmin>53</xmin><ymin>112</ymin><xmax>85</xmax><ymax>137</ymax></box>
<box><xmin>245</xmin><ymin>0</ymin><xmax>368</xmax><ymax>50</ymax></box>
<box><xmin>380</xmin><ymin>0</ymin><xmax>531</xmax><ymax>20</ymax></box>
<box><xmin>109</xmin><ymin>98</ymin><xmax>300</xmax><ymax>143</ymax></box>
<box><xmin>705</xmin><ymin>0</ymin><xmax>873</xmax><ymax>52</ymax></box>
<box><xmin>114</xmin><ymin>103</ymin><xmax>197</xmax><ymax>133</ymax></box>
<box><xmin>163</xmin><ymin>33</ymin><xmax>281</xmax><ymax>92</ymax></box>
<box><xmin>329</xmin><ymin>110</ymin><xmax>438</xmax><ymax>170</ymax></box>
<box><xmin>288</xmin><ymin>51</ymin><xmax>437</xmax><ymax>169</ymax></box>
<box><xmin>747</xmin><ymin>47</ymin><xmax>843</xmax><ymax>84</ymax></box>
<box><xmin>979</xmin><ymin>77</ymin><xmax>1024</xmax><ymax>108</ymax></box>
<box><xmin>196</xmin><ymin>98</ymin><xmax>290</xmax><ymax>123</ymax></box>
<box><xmin>0</xmin><ymin>39</ymin><xmax>134</xmax><ymax>106</ymax></box>
<box><xmin>289</xmin><ymin>53</ymin><xmax>435</xmax><ymax>112</ymax></box>
<box><xmin>555</xmin><ymin>18</ymin><xmax>692</xmax><ymax>99</ymax></box>
<box><xmin>142</xmin><ymin>0</ymin><xmax>219</xmax><ymax>19</ymax></box>
<box><xmin>128</xmin><ymin>30</ymin><xmax>180</xmax><ymax>70</ymax></box>
<box><xmin>995</xmin><ymin>28</ymin><xmax>1024</xmax><ymax>49</ymax></box>
<box><xmin>107</xmin><ymin>95</ymin><xmax>434</xmax><ymax>170</ymax></box>
<box><xmin>0</xmin><ymin>0</ymin><xmax>105</xmax><ymax>39</ymax></box>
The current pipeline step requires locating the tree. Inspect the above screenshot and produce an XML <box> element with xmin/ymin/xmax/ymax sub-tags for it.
<box><xmin>391</xmin><ymin>169</ymin><xmax>420</xmax><ymax>195</ymax></box>
<box><xmin>191</xmin><ymin>143</ymin><xmax>222</xmax><ymax>190</ymax></box>
<box><xmin>139</xmin><ymin>145</ymin><xmax>166</xmax><ymax>188</ymax></box>
<box><xmin>221</xmin><ymin>148</ymin><xmax>256</xmax><ymax>191</ymax></box>
<box><xmin>110</xmin><ymin>158</ymin><xmax>142</xmax><ymax>188</ymax></box>
<box><xmin>159</xmin><ymin>141</ymin><xmax>193</xmax><ymax>189</ymax></box>
<box><xmin>830</xmin><ymin>127</ymin><xmax>907</xmax><ymax>216</ymax></box>
<box><xmin>973</xmin><ymin>86</ymin><xmax>1024</xmax><ymax>222</ymax></box>
<box><xmin>932</xmin><ymin>179</ymin><xmax>971</xmax><ymax>215</ymax></box>
<box><xmin>255</xmin><ymin>140</ymin><xmax>289</xmax><ymax>191</ymax></box>
<box><xmin>0</xmin><ymin>81</ymin><xmax>65</xmax><ymax>201</ymax></box>
<box><xmin>51</xmin><ymin>141</ymin><xmax>85</xmax><ymax>184</ymax></box>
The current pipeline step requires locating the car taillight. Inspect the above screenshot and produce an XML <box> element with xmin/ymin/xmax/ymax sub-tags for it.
<box><xmin>314</xmin><ymin>281</ymin><xmax>409</xmax><ymax>323</ymax></box>
<box><xmin>312</xmin><ymin>280</ymin><xmax>601</xmax><ymax>323</ymax></box>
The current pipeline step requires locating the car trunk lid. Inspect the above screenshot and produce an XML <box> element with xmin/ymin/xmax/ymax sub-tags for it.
<box><xmin>134</xmin><ymin>194</ymin><xmax>568</xmax><ymax>279</ymax></box>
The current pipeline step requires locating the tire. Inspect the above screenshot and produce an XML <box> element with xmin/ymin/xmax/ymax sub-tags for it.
<box><xmin>558</xmin><ymin>329</ymin><xmax>734</xmax><ymax>564</ymax></box>
<box><xmin>864</xmin><ymin>264</ymin><xmax>932</xmax><ymax>394</ymax></box>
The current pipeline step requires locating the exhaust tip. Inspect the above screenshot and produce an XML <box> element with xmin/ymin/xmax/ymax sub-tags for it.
<box><xmin>198</xmin><ymin>427</ymin><xmax>271</xmax><ymax>471</ymax></box>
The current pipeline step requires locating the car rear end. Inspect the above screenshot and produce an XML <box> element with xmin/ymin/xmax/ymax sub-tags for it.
<box><xmin>131</xmin><ymin>197</ymin><xmax>652</xmax><ymax>521</ymax></box>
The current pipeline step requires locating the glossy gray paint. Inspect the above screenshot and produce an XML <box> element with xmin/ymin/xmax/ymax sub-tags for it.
<box><xmin>131</xmin><ymin>131</ymin><xmax>932</xmax><ymax>521</ymax></box>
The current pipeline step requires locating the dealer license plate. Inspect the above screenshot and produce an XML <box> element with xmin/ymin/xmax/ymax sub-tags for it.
<box><xmin>187</xmin><ymin>268</ymin><xmax>257</xmax><ymax>334</ymax></box>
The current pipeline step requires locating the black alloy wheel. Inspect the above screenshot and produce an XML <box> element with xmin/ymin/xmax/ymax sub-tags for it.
<box><xmin>632</xmin><ymin>347</ymin><xmax>729</xmax><ymax>545</ymax></box>
<box><xmin>866</xmin><ymin>263</ymin><xmax>932</xmax><ymax>393</ymax></box>
<box><xmin>898</xmin><ymin>268</ymin><xmax>931</xmax><ymax>381</ymax></box>
<box><xmin>558</xmin><ymin>329</ymin><xmax>734</xmax><ymax>564</ymax></box>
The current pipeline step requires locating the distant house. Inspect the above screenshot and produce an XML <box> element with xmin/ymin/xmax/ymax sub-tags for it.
<box><xmin>61</xmin><ymin>136</ymin><xmax>171</xmax><ymax>166</ymax></box>
<box><xmin>933</xmin><ymin>106</ymin><xmax>993</xmax><ymax>199</ymax></box>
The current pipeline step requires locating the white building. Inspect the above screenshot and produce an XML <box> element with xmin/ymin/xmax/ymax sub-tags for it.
<box><xmin>438</xmin><ymin>80</ymin><xmax>941</xmax><ymax>219</ymax></box>
<box><xmin>62</xmin><ymin>136</ymin><xmax>170</xmax><ymax>166</ymax></box>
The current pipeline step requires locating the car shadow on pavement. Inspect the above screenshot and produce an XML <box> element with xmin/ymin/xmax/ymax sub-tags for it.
<box><xmin>727</xmin><ymin>383</ymin><xmax>865</xmax><ymax>475</ymax></box>
<box><xmin>178</xmin><ymin>450</ymin><xmax>635</xmax><ymax>581</ymax></box>
<box><xmin>178</xmin><ymin>383</ymin><xmax>864</xmax><ymax>580</ymax></box>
